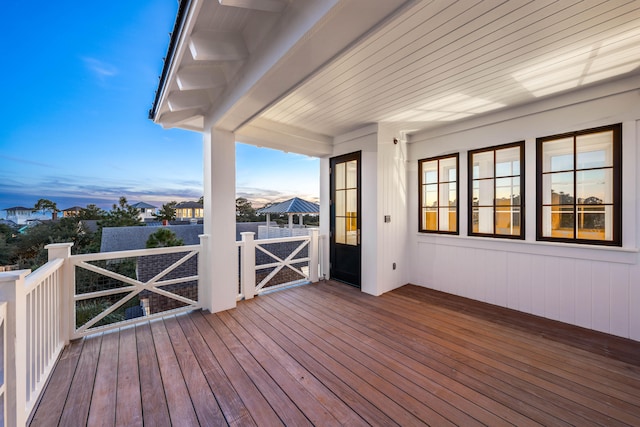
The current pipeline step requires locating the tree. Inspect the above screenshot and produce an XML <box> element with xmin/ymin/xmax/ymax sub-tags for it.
<box><xmin>146</xmin><ymin>228</ymin><xmax>184</xmax><ymax>248</ymax></box>
<box><xmin>78</xmin><ymin>204</ymin><xmax>106</xmax><ymax>220</ymax></box>
<box><xmin>153</xmin><ymin>201</ymin><xmax>177</xmax><ymax>222</ymax></box>
<box><xmin>236</xmin><ymin>197</ymin><xmax>258</xmax><ymax>222</ymax></box>
<box><xmin>34</xmin><ymin>198</ymin><xmax>59</xmax><ymax>218</ymax></box>
<box><xmin>0</xmin><ymin>223</ymin><xmax>17</xmax><ymax>265</ymax></box>
<box><xmin>100</xmin><ymin>197</ymin><xmax>142</xmax><ymax>227</ymax></box>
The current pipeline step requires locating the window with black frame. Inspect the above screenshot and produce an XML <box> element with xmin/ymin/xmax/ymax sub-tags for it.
<box><xmin>537</xmin><ymin>124</ymin><xmax>621</xmax><ymax>246</ymax></box>
<box><xmin>419</xmin><ymin>154</ymin><xmax>458</xmax><ymax>234</ymax></box>
<box><xmin>468</xmin><ymin>142</ymin><xmax>524</xmax><ymax>239</ymax></box>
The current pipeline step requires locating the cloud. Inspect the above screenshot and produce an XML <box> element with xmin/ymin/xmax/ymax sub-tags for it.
<box><xmin>83</xmin><ymin>57</ymin><xmax>118</xmax><ymax>79</ymax></box>
<box><xmin>0</xmin><ymin>154</ymin><xmax>54</xmax><ymax>168</ymax></box>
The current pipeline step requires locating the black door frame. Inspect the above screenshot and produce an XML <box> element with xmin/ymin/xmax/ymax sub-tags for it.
<box><xmin>329</xmin><ymin>151</ymin><xmax>362</xmax><ymax>288</ymax></box>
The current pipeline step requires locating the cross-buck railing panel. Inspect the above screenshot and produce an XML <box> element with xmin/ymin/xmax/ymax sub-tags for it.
<box><xmin>70</xmin><ymin>245</ymin><xmax>201</xmax><ymax>339</ymax></box>
<box><xmin>239</xmin><ymin>229</ymin><xmax>319</xmax><ymax>299</ymax></box>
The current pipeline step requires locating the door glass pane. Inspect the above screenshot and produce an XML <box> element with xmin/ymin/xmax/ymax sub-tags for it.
<box><xmin>495</xmin><ymin>147</ymin><xmax>520</xmax><ymax>177</ymax></box>
<box><xmin>576</xmin><ymin>131</ymin><xmax>613</xmax><ymax>169</ymax></box>
<box><xmin>335</xmin><ymin>190</ymin><xmax>345</xmax><ymax>216</ymax></box>
<box><xmin>335</xmin><ymin>162</ymin><xmax>346</xmax><ymax>190</ymax></box>
<box><xmin>576</xmin><ymin>169</ymin><xmax>611</xmax><ymax>204</ymax></box>
<box><xmin>472</xmin><ymin>151</ymin><xmax>493</xmax><ymax>179</ymax></box>
<box><xmin>346</xmin><ymin>214</ymin><xmax>358</xmax><ymax>245</ymax></box>
<box><xmin>335</xmin><ymin>217</ymin><xmax>346</xmax><ymax>244</ymax></box>
<box><xmin>438</xmin><ymin>183</ymin><xmax>450</xmax><ymax>207</ymax></box>
<box><xmin>346</xmin><ymin>189</ymin><xmax>357</xmax><ymax>215</ymax></box>
<box><xmin>346</xmin><ymin>160</ymin><xmax>357</xmax><ymax>188</ymax></box>
<box><xmin>448</xmin><ymin>183</ymin><xmax>457</xmax><ymax>206</ymax></box>
<box><xmin>543</xmin><ymin>137</ymin><xmax>573</xmax><ymax>172</ymax></box>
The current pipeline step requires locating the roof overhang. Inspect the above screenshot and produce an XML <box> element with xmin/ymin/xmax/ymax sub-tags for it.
<box><xmin>151</xmin><ymin>0</ymin><xmax>640</xmax><ymax>156</ymax></box>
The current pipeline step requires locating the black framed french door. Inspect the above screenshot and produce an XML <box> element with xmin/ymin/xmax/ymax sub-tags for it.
<box><xmin>329</xmin><ymin>151</ymin><xmax>361</xmax><ymax>287</ymax></box>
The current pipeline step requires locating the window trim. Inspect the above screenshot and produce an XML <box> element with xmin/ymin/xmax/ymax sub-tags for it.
<box><xmin>418</xmin><ymin>153</ymin><xmax>459</xmax><ymax>235</ymax></box>
<box><xmin>536</xmin><ymin>123</ymin><xmax>622</xmax><ymax>246</ymax></box>
<box><xmin>468</xmin><ymin>141</ymin><xmax>525</xmax><ymax>240</ymax></box>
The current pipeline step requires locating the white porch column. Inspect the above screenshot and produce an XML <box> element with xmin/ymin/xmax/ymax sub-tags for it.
<box><xmin>202</xmin><ymin>128</ymin><xmax>237</xmax><ymax>313</ymax></box>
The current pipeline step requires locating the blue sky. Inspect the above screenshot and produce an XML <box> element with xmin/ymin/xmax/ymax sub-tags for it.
<box><xmin>0</xmin><ymin>1</ymin><xmax>319</xmax><ymax>213</ymax></box>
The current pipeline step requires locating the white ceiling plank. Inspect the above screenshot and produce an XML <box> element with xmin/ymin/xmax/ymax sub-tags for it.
<box><xmin>177</xmin><ymin>66</ymin><xmax>228</xmax><ymax>91</ymax></box>
<box><xmin>218</xmin><ymin>0</ymin><xmax>286</xmax><ymax>13</ymax></box>
<box><xmin>189</xmin><ymin>30</ymin><xmax>248</xmax><ymax>61</ymax></box>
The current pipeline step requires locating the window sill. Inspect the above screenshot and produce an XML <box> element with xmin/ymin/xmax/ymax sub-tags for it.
<box><xmin>415</xmin><ymin>233</ymin><xmax>639</xmax><ymax>264</ymax></box>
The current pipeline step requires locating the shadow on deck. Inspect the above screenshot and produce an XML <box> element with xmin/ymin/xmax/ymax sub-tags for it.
<box><xmin>30</xmin><ymin>281</ymin><xmax>640</xmax><ymax>426</ymax></box>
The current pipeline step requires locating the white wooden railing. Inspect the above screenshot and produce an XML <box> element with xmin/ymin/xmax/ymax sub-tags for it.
<box><xmin>238</xmin><ymin>229</ymin><xmax>319</xmax><ymax>299</ymax></box>
<box><xmin>0</xmin><ymin>250</ymin><xmax>66</xmax><ymax>427</ymax></box>
<box><xmin>70</xmin><ymin>244</ymin><xmax>201</xmax><ymax>339</ymax></box>
<box><xmin>0</xmin><ymin>229</ymin><xmax>321</xmax><ymax>425</ymax></box>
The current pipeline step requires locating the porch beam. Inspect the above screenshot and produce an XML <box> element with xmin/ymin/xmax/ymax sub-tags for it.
<box><xmin>237</xmin><ymin>119</ymin><xmax>332</xmax><ymax>157</ymax></box>
<box><xmin>177</xmin><ymin>66</ymin><xmax>227</xmax><ymax>91</ymax></box>
<box><xmin>189</xmin><ymin>31</ymin><xmax>248</xmax><ymax>62</ymax></box>
<box><xmin>218</xmin><ymin>0</ymin><xmax>286</xmax><ymax>13</ymax></box>
<box><xmin>168</xmin><ymin>90</ymin><xmax>211</xmax><ymax>112</ymax></box>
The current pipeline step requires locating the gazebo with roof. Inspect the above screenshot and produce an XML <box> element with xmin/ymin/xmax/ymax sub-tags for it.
<box><xmin>258</xmin><ymin>197</ymin><xmax>319</xmax><ymax>233</ymax></box>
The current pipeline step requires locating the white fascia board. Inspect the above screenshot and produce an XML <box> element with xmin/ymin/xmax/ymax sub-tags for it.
<box><xmin>208</xmin><ymin>0</ymin><xmax>414</xmax><ymax>132</ymax></box>
<box><xmin>153</xmin><ymin>0</ymin><xmax>204</xmax><ymax>125</ymax></box>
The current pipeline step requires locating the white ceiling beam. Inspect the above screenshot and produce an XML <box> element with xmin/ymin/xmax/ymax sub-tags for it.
<box><xmin>168</xmin><ymin>90</ymin><xmax>211</xmax><ymax>112</ymax></box>
<box><xmin>218</xmin><ymin>0</ymin><xmax>286</xmax><ymax>13</ymax></box>
<box><xmin>158</xmin><ymin>108</ymin><xmax>204</xmax><ymax>129</ymax></box>
<box><xmin>177</xmin><ymin>66</ymin><xmax>227</xmax><ymax>91</ymax></box>
<box><xmin>236</xmin><ymin>118</ymin><xmax>333</xmax><ymax>157</ymax></box>
<box><xmin>189</xmin><ymin>31</ymin><xmax>248</xmax><ymax>62</ymax></box>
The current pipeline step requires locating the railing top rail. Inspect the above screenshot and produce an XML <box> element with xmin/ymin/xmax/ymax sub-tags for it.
<box><xmin>70</xmin><ymin>244</ymin><xmax>200</xmax><ymax>263</ymax></box>
<box><xmin>24</xmin><ymin>258</ymin><xmax>63</xmax><ymax>290</ymax></box>
<box><xmin>254</xmin><ymin>235</ymin><xmax>310</xmax><ymax>245</ymax></box>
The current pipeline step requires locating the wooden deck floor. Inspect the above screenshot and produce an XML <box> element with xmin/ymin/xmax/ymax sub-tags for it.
<box><xmin>31</xmin><ymin>281</ymin><xmax>640</xmax><ymax>426</ymax></box>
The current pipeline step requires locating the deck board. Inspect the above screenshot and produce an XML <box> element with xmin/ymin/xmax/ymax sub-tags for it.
<box><xmin>31</xmin><ymin>281</ymin><xmax>640</xmax><ymax>426</ymax></box>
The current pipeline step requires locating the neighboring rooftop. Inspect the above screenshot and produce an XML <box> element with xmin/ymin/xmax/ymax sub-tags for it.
<box><xmin>3</xmin><ymin>206</ymin><xmax>33</xmax><ymax>211</ymax></box>
<box><xmin>175</xmin><ymin>201</ymin><xmax>203</xmax><ymax>209</ymax></box>
<box><xmin>258</xmin><ymin>197</ymin><xmax>319</xmax><ymax>214</ymax></box>
<box><xmin>130</xmin><ymin>202</ymin><xmax>158</xmax><ymax>209</ymax></box>
<box><xmin>100</xmin><ymin>224</ymin><xmax>203</xmax><ymax>253</ymax></box>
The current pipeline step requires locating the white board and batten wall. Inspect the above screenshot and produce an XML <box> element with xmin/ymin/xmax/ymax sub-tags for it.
<box><xmin>407</xmin><ymin>77</ymin><xmax>640</xmax><ymax>341</ymax></box>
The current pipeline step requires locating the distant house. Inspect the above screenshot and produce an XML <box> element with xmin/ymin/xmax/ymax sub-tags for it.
<box><xmin>62</xmin><ymin>206</ymin><xmax>84</xmax><ymax>217</ymax></box>
<box><xmin>130</xmin><ymin>202</ymin><xmax>158</xmax><ymax>222</ymax></box>
<box><xmin>3</xmin><ymin>206</ymin><xmax>35</xmax><ymax>225</ymax></box>
<box><xmin>174</xmin><ymin>201</ymin><xmax>203</xmax><ymax>221</ymax></box>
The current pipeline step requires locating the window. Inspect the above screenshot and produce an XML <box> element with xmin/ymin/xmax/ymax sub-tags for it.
<box><xmin>419</xmin><ymin>154</ymin><xmax>458</xmax><ymax>233</ymax></box>
<box><xmin>537</xmin><ymin>124</ymin><xmax>621</xmax><ymax>246</ymax></box>
<box><xmin>468</xmin><ymin>142</ymin><xmax>524</xmax><ymax>239</ymax></box>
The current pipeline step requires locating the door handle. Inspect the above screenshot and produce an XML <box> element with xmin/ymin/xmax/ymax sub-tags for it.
<box><xmin>357</xmin><ymin>229</ymin><xmax>361</xmax><ymax>245</ymax></box>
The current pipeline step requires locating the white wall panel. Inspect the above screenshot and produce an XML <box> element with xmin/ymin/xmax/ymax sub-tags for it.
<box><xmin>408</xmin><ymin>85</ymin><xmax>640</xmax><ymax>341</ymax></box>
<box><xmin>610</xmin><ymin>263</ymin><xmax>630</xmax><ymax>338</ymax></box>
<box><xmin>574</xmin><ymin>259</ymin><xmax>593</xmax><ymax>330</ymax></box>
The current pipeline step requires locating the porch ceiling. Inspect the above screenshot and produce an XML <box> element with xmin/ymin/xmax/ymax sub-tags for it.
<box><xmin>152</xmin><ymin>0</ymin><xmax>640</xmax><ymax>155</ymax></box>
